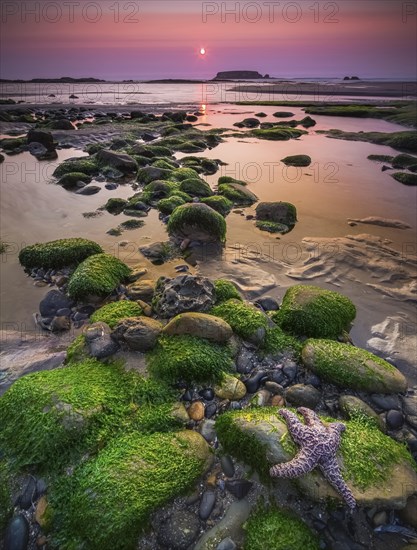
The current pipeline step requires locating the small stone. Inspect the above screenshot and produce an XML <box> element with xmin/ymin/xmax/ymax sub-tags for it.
<box><xmin>244</xmin><ymin>370</ymin><xmax>268</xmax><ymax>393</ymax></box>
<box><xmin>17</xmin><ymin>476</ymin><xmax>37</xmax><ymax>509</ymax></box>
<box><xmin>199</xmin><ymin>387</ymin><xmax>215</xmax><ymax>401</ymax></box>
<box><xmin>271</xmin><ymin>395</ymin><xmax>285</xmax><ymax>407</ymax></box>
<box><xmin>199</xmin><ymin>491</ymin><xmax>216</xmax><ymax>520</ymax></box>
<box><xmin>35</xmin><ymin>495</ymin><xmax>49</xmax><ymax>528</ymax></box>
<box><xmin>251</xmin><ymin>389</ymin><xmax>271</xmax><ymax>407</ymax></box>
<box><xmin>372</xmin><ymin>394</ymin><xmax>401</xmax><ymax>411</ymax></box>
<box><xmin>50</xmin><ymin>316</ymin><xmax>71</xmax><ymax>332</ymax></box>
<box><xmin>283</xmin><ymin>361</ymin><xmax>297</xmax><ymax>381</ymax></box>
<box><xmin>386</xmin><ymin>409</ymin><xmax>404</xmax><ymax>430</ymax></box>
<box><xmin>188</xmin><ymin>401</ymin><xmax>205</xmax><ymax>421</ymax></box>
<box><xmin>126</xmin><ymin>280</ymin><xmax>155</xmax><ymax>302</ymax></box>
<box><xmin>200</xmin><ymin>419</ymin><xmax>217</xmax><ymax>442</ymax></box>
<box><xmin>136</xmin><ymin>299</ymin><xmax>152</xmax><ymax>316</ymax></box>
<box><xmin>214</xmin><ymin>375</ymin><xmax>246</xmax><ymax>400</ymax></box>
<box><xmin>220</xmin><ymin>455</ymin><xmax>235</xmax><ymax>478</ymax></box>
<box><xmin>205</xmin><ymin>402</ymin><xmax>217</xmax><ymax>419</ymax></box>
<box><xmin>217</xmin><ymin>537</ymin><xmax>237</xmax><ymax>550</ymax></box>
<box><xmin>264</xmin><ymin>381</ymin><xmax>284</xmax><ymax>395</ymax></box>
<box><xmin>4</xmin><ymin>515</ymin><xmax>29</xmax><ymax>550</ymax></box>
<box><xmin>255</xmin><ymin>296</ymin><xmax>279</xmax><ymax>311</ymax></box>
<box><xmin>372</xmin><ymin>510</ymin><xmax>387</xmax><ymax>527</ymax></box>
<box><xmin>284</xmin><ymin>384</ymin><xmax>321</xmax><ymax>409</ymax></box>
<box><xmin>156</xmin><ymin>510</ymin><xmax>200</xmax><ymax>550</ymax></box>
<box><xmin>127</xmin><ymin>266</ymin><xmax>148</xmax><ymax>283</ymax></box>
<box><xmin>236</xmin><ymin>351</ymin><xmax>253</xmax><ymax>374</ymax></box>
<box><xmin>225</xmin><ymin>479</ymin><xmax>253</xmax><ymax>499</ymax></box>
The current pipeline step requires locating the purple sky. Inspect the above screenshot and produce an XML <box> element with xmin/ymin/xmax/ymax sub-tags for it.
<box><xmin>1</xmin><ymin>0</ymin><xmax>416</xmax><ymax>79</ymax></box>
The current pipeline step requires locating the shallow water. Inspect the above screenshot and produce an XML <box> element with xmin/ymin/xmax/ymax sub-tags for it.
<box><xmin>0</xmin><ymin>105</ymin><xmax>416</xmax><ymax>380</ymax></box>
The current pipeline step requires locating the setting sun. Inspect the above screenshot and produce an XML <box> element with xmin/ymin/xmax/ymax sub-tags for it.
<box><xmin>200</xmin><ymin>48</ymin><xmax>206</xmax><ymax>55</ymax></box>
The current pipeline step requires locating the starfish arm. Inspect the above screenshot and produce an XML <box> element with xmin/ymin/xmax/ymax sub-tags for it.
<box><xmin>270</xmin><ymin>448</ymin><xmax>318</xmax><ymax>478</ymax></box>
<box><xmin>279</xmin><ymin>409</ymin><xmax>308</xmax><ymax>443</ymax></box>
<box><xmin>319</xmin><ymin>456</ymin><xmax>356</xmax><ymax>509</ymax></box>
<box><xmin>297</xmin><ymin>407</ymin><xmax>321</xmax><ymax>426</ymax></box>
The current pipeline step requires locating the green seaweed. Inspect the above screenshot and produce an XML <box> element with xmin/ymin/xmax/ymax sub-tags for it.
<box><xmin>201</xmin><ymin>195</ymin><xmax>233</xmax><ymax>216</ymax></box>
<box><xmin>90</xmin><ymin>301</ymin><xmax>143</xmax><ymax>328</ymax></box>
<box><xmin>167</xmin><ymin>203</ymin><xmax>227</xmax><ymax>242</ymax></box>
<box><xmin>53</xmin><ymin>158</ymin><xmax>99</xmax><ymax>178</ymax></box>
<box><xmin>19</xmin><ymin>238</ymin><xmax>102</xmax><ymax>269</ymax></box>
<box><xmin>157</xmin><ymin>196</ymin><xmax>186</xmax><ymax>214</ymax></box>
<box><xmin>213</xmin><ymin>279</ymin><xmax>242</xmax><ymax>303</ymax></box>
<box><xmin>251</xmin><ymin>127</ymin><xmax>307</xmax><ymax>141</ymax></box>
<box><xmin>391</xmin><ymin>172</ymin><xmax>417</xmax><ymax>186</ymax></box>
<box><xmin>211</xmin><ymin>299</ymin><xmax>268</xmax><ymax>340</ymax></box>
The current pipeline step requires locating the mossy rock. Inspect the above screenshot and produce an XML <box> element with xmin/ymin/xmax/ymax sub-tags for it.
<box><xmin>170</xmin><ymin>167</ymin><xmax>201</xmax><ymax>181</ymax></box>
<box><xmin>179</xmin><ymin>177</ymin><xmax>213</xmax><ymax>197</ymax></box>
<box><xmin>391</xmin><ymin>153</ymin><xmax>417</xmax><ymax>169</ymax></box>
<box><xmin>302</xmin><ymin>339</ymin><xmax>407</xmax><ymax>393</ymax></box>
<box><xmin>167</xmin><ymin>203</ymin><xmax>227</xmax><ymax>243</ymax></box>
<box><xmin>0</xmin><ymin>462</ymin><xmax>12</xmax><ymax>536</ymax></box>
<box><xmin>256</xmin><ymin>221</ymin><xmax>291</xmax><ymax>233</ymax></box>
<box><xmin>66</xmin><ymin>334</ymin><xmax>88</xmax><ymax>364</ymax></box>
<box><xmin>262</xmin><ymin>326</ymin><xmax>302</xmax><ymax>357</ymax></box>
<box><xmin>68</xmin><ymin>253</ymin><xmax>131</xmax><ymax>299</ymax></box>
<box><xmin>50</xmin><ymin>431</ymin><xmax>211</xmax><ymax>550</ymax></box>
<box><xmin>147</xmin><ymin>334</ymin><xmax>233</xmax><ymax>384</ymax></box>
<box><xmin>218</xmin><ymin>183</ymin><xmax>258</xmax><ymax>205</ymax></box>
<box><xmin>143</xmin><ymin>179</ymin><xmax>176</xmax><ymax>199</ymax></box>
<box><xmin>19</xmin><ymin>238</ymin><xmax>102</xmax><ymax>269</ymax></box>
<box><xmin>272</xmin><ymin>111</ymin><xmax>295</xmax><ymax>118</ymax></box>
<box><xmin>104</xmin><ymin>198</ymin><xmax>128</xmax><ymax>214</ymax></box>
<box><xmin>216</xmin><ymin>408</ymin><xmax>417</xmax><ymax>508</ymax></box>
<box><xmin>52</xmin><ymin>158</ymin><xmax>99</xmax><ymax>178</ymax></box>
<box><xmin>90</xmin><ymin>301</ymin><xmax>143</xmax><ymax>328</ymax></box>
<box><xmin>201</xmin><ymin>195</ymin><xmax>233</xmax><ymax>216</ymax></box>
<box><xmin>244</xmin><ymin>504</ymin><xmax>320</xmax><ymax>550</ymax></box>
<box><xmin>391</xmin><ymin>172</ymin><xmax>417</xmax><ymax>186</ymax></box>
<box><xmin>367</xmin><ymin>154</ymin><xmax>394</xmax><ymax>163</ymax></box>
<box><xmin>162</xmin><ymin>312</ymin><xmax>233</xmax><ymax>343</ymax></box>
<box><xmin>137</xmin><ymin>166</ymin><xmax>173</xmax><ymax>185</ymax></box>
<box><xmin>157</xmin><ymin>196</ymin><xmax>186</xmax><ymax>215</ymax></box>
<box><xmin>214</xmin><ymin>279</ymin><xmax>242</xmax><ymax>303</ymax></box>
<box><xmin>272</xmin><ymin>285</ymin><xmax>356</xmax><ymax>339</ymax></box>
<box><xmin>151</xmin><ymin>158</ymin><xmax>178</xmax><ymax>171</ymax></box>
<box><xmin>0</xmin><ymin>359</ymin><xmax>140</xmax><ymax>470</ymax></box>
<box><xmin>0</xmin><ymin>136</ymin><xmax>26</xmax><ymax>152</ymax></box>
<box><xmin>57</xmin><ymin>172</ymin><xmax>92</xmax><ymax>189</ymax></box>
<box><xmin>252</xmin><ymin>127</ymin><xmax>307</xmax><ymax>141</ymax></box>
<box><xmin>211</xmin><ymin>299</ymin><xmax>268</xmax><ymax>342</ymax></box>
<box><xmin>218</xmin><ymin>176</ymin><xmax>248</xmax><ymax>186</ymax></box>
<box><xmin>256</xmin><ymin>202</ymin><xmax>297</xmax><ymax>226</ymax></box>
<box><xmin>280</xmin><ymin>154</ymin><xmax>312</xmax><ymax>167</ymax></box>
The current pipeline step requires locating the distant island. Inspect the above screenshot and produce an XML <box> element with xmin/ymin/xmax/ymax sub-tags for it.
<box><xmin>0</xmin><ymin>77</ymin><xmax>105</xmax><ymax>83</ymax></box>
<box><xmin>213</xmin><ymin>71</ymin><xmax>269</xmax><ymax>80</ymax></box>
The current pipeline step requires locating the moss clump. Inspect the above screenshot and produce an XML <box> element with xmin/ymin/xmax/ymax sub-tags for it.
<box><xmin>19</xmin><ymin>238</ymin><xmax>102</xmax><ymax>269</ymax></box>
<box><xmin>305</xmin><ymin>104</ymin><xmax>397</xmax><ymax>119</ymax></box>
<box><xmin>170</xmin><ymin>167</ymin><xmax>201</xmax><ymax>181</ymax></box>
<box><xmin>0</xmin><ymin>462</ymin><xmax>12</xmax><ymax>536</ymax></box>
<box><xmin>281</xmin><ymin>154</ymin><xmax>311</xmax><ymax>167</ymax></box>
<box><xmin>244</xmin><ymin>504</ymin><xmax>320</xmax><ymax>550</ymax></box>
<box><xmin>214</xmin><ymin>279</ymin><xmax>242</xmax><ymax>303</ymax></box>
<box><xmin>201</xmin><ymin>195</ymin><xmax>233</xmax><ymax>216</ymax></box>
<box><xmin>147</xmin><ymin>334</ymin><xmax>233</xmax><ymax>384</ymax></box>
<box><xmin>0</xmin><ymin>359</ymin><xmax>139</xmax><ymax>470</ymax></box>
<box><xmin>323</xmin><ymin>129</ymin><xmax>417</xmax><ymax>153</ymax></box>
<box><xmin>167</xmin><ymin>203</ymin><xmax>227</xmax><ymax>242</ymax></box>
<box><xmin>68</xmin><ymin>253</ymin><xmax>131</xmax><ymax>299</ymax></box>
<box><xmin>272</xmin><ymin>284</ymin><xmax>356</xmax><ymax>339</ymax></box>
<box><xmin>217</xmin><ymin>183</ymin><xmax>258</xmax><ymax>205</ymax></box>
<box><xmin>119</xmin><ymin>219</ymin><xmax>144</xmax><ymax>230</ymax></box>
<box><xmin>157</xmin><ymin>196</ymin><xmax>186</xmax><ymax>215</ymax></box>
<box><xmin>301</xmin><ymin>338</ymin><xmax>406</xmax><ymax>393</ymax></box>
<box><xmin>391</xmin><ymin>172</ymin><xmax>417</xmax><ymax>186</ymax></box>
<box><xmin>0</xmin><ymin>136</ymin><xmax>26</xmax><ymax>152</ymax></box>
<box><xmin>52</xmin><ymin>158</ymin><xmax>99</xmax><ymax>178</ymax></box>
<box><xmin>179</xmin><ymin>177</ymin><xmax>213</xmax><ymax>197</ymax></box>
<box><xmin>151</xmin><ymin>158</ymin><xmax>177</xmax><ymax>171</ymax></box>
<box><xmin>65</xmin><ymin>335</ymin><xmax>88</xmax><ymax>364</ymax></box>
<box><xmin>143</xmin><ymin>179</ymin><xmax>176</xmax><ymax>197</ymax></box>
<box><xmin>90</xmin><ymin>301</ymin><xmax>143</xmax><ymax>328</ymax></box>
<box><xmin>57</xmin><ymin>172</ymin><xmax>92</xmax><ymax>189</ymax></box>
<box><xmin>133</xmin><ymin>403</ymin><xmax>182</xmax><ymax>434</ymax></box>
<box><xmin>252</xmin><ymin>127</ymin><xmax>307</xmax><ymax>141</ymax></box>
<box><xmin>367</xmin><ymin>154</ymin><xmax>394</xmax><ymax>163</ymax></box>
<box><xmin>104</xmin><ymin>198</ymin><xmax>128</xmax><ymax>214</ymax></box>
<box><xmin>218</xmin><ymin>176</ymin><xmax>248</xmax><ymax>186</ymax></box>
<box><xmin>392</xmin><ymin>153</ymin><xmax>417</xmax><ymax>168</ymax></box>
<box><xmin>262</xmin><ymin>327</ymin><xmax>302</xmax><ymax>357</ymax></box>
<box><xmin>256</xmin><ymin>220</ymin><xmax>290</xmax><ymax>233</ymax></box>
<box><xmin>169</xmin><ymin>190</ymin><xmax>192</xmax><ymax>202</ymax></box>
<box><xmin>50</xmin><ymin>431</ymin><xmax>209</xmax><ymax>550</ymax></box>
<box><xmin>211</xmin><ymin>299</ymin><xmax>268</xmax><ymax>340</ymax></box>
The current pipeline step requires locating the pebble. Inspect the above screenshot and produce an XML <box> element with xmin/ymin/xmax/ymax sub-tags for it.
<box><xmin>199</xmin><ymin>490</ymin><xmax>216</xmax><ymax>520</ymax></box>
<box><xmin>372</xmin><ymin>510</ymin><xmax>387</xmax><ymax>527</ymax></box>
<box><xmin>271</xmin><ymin>395</ymin><xmax>285</xmax><ymax>407</ymax></box>
<box><xmin>284</xmin><ymin>384</ymin><xmax>321</xmax><ymax>409</ymax></box>
<box><xmin>225</xmin><ymin>479</ymin><xmax>253</xmax><ymax>499</ymax></box>
<box><xmin>251</xmin><ymin>389</ymin><xmax>271</xmax><ymax>407</ymax></box>
<box><xmin>35</xmin><ymin>496</ymin><xmax>49</xmax><ymax>528</ymax></box>
<box><xmin>200</xmin><ymin>419</ymin><xmax>217</xmax><ymax>442</ymax></box>
<box><xmin>205</xmin><ymin>402</ymin><xmax>217</xmax><ymax>419</ymax></box>
<box><xmin>254</xmin><ymin>296</ymin><xmax>279</xmax><ymax>311</ymax></box>
<box><xmin>217</xmin><ymin>538</ymin><xmax>237</xmax><ymax>550</ymax></box>
<box><xmin>156</xmin><ymin>510</ymin><xmax>200</xmax><ymax>550</ymax></box>
<box><xmin>220</xmin><ymin>455</ymin><xmax>235</xmax><ymax>478</ymax></box>
<box><xmin>181</xmin><ymin>390</ymin><xmax>193</xmax><ymax>402</ymax></box>
<box><xmin>199</xmin><ymin>387</ymin><xmax>215</xmax><ymax>401</ymax></box>
<box><xmin>268</xmin><ymin>368</ymin><xmax>285</xmax><ymax>385</ymax></box>
<box><xmin>386</xmin><ymin>409</ymin><xmax>404</xmax><ymax>430</ymax></box>
<box><xmin>236</xmin><ymin>351</ymin><xmax>253</xmax><ymax>374</ymax></box>
<box><xmin>244</xmin><ymin>370</ymin><xmax>268</xmax><ymax>393</ymax></box>
<box><xmin>264</xmin><ymin>381</ymin><xmax>284</xmax><ymax>395</ymax></box>
<box><xmin>188</xmin><ymin>401</ymin><xmax>205</xmax><ymax>421</ymax></box>
<box><xmin>17</xmin><ymin>476</ymin><xmax>37</xmax><ymax>509</ymax></box>
<box><xmin>4</xmin><ymin>515</ymin><xmax>29</xmax><ymax>550</ymax></box>
<box><xmin>229</xmin><ymin>401</ymin><xmax>242</xmax><ymax>410</ymax></box>
<box><xmin>282</xmin><ymin>361</ymin><xmax>297</xmax><ymax>381</ymax></box>
<box><xmin>371</xmin><ymin>394</ymin><xmax>401</xmax><ymax>411</ymax></box>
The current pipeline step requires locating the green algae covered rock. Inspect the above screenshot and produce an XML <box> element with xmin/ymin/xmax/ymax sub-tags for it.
<box><xmin>213</xmin><ymin>279</ymin><xmax>242</xmax><ymax>304</ymax></box>
<box><xmin>147</xmin><ymin>334</ymin><xmax>233</xmax><ymax>384</ymax></box>
<box><xmin>157</xmin><ymin>196</ymin><xmax>186</xmax><ymax>215</ymax></box>
<box><xmin>179</xmin><ymin>177</ymin><xmax>213</xmax><ymax>197</ymax></box>
<box><xmin>244</xmin><ymin>504</ymin><xmax>319</xmax><ymax>550</ymax></box>
<box><xmin>0</xmin><ymin>359</ymin><xmax>139</xmax><ymax>469</ymax></box>
<box><xmin>272</xmin><ymin>285</ymin><xmax>356</xmax><ymax>339</ymax></box>
<box><xmin>50</xmin><ymin>430</ymin><xmax>211</xmax><ymax>550</ymax></box>
<box><xmin>252</xmin><ymin>127</ymin><xmax>307</xmax><ymax>141</ymax></box>
<box><xmin>211</xmin><ymin>299</ymin><xmax>268</xmax><ymax>343</ymax></box>
<box><xmin>302</xmin><ymin>339</ymin><xmax>407</xmax><ymax>393</ymax></box>
<box><xmin>167</xmin><ymin>203</ymin><xmax>227</xmax><ymax>243</ymax></box>
<box><xmin>391</xmin><ymin>172</ymin><xmax>417</xmax><ymax>186</ymax></box>
<box><xmin>0</xmin><ymin>462</ymin><xmax>12</xmax><ymax>536</ymax></box>
<box><xmin>52</xmin><ymin>157</ymin><xmax>99</xmax><ymax>178</ymax></box>
<box><xmin>90</xmin><ymin>301</ymin><xmax>143</xmax><ymax>328</ymax></box>
<box><xmin>201</xmin><ymin>195</ymin><xmax>233</xmax><ymax>216</ymax></box>
<box><xmin>216</xmin><ymin>407</ymin><xmax>417</xmax><ymax>508</ymax></box>
<box><xmin>280</xmin><ymin>154</ymin><xmax>312</xmax><ymax>167</ymax></box>
<box><xmin>163</xmin><ymin>312</ymin><xmax>233</xmax><ymax>343</ymax></box>
<box><xmin>218</xmin><ymin>183</ymin><xmax>258</xmax><ymax>205</ymax></box>
<box><xmin>68</xmin><ymin>253</ymin><xmax>131</xmax><ymax>299</ymax></box>
<box><xmin>19</xmin><ymin>238</ymin><xmax>103</xmax><ymax>269</ymax></box>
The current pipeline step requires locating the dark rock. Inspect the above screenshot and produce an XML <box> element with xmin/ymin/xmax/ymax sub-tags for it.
<box><xmin>56</xmin><ymin>308</ymin><xmax>71</xmax><ymax>317</ymax></box>
<box><xmin>200</xmin><ymin>419</ymin><xmax>217</xmax><ymax>442</ymax></box>
<box><xmin>182</xmin><ymin>390</ymin><xmax>193</xmax><ymax>402</ymax></box>
<box><xmin>48</xmin><ymin>119</ymin><xmax>74</xmax><ymax>130</ymax></box>
<box><xmin>139</xmin><ymin>241</ymin><xmax>174</xmax><ymax>264</ymax></box>
<box><xmin>50</xmin><ymin>316</ymin><xmax>71</xmax><ymax>332</ymax></box>
<box><xmin>225</xmin><ymin>479</ymin><xmax>253</xmax><ymax>499</ymax></box>
<box><xmin>153</xmin><ymin>275</ymin><xmax>216</xmax><ymax>318</ymax></box>
<box><xmin>220</xmin><ymin>455</ymin><xmax>235</xmax><ymax>477</ymax></box>
<box><xmin>156</xmin><ymin>510</ymin><xmax>200</xmax><ymax>550</ymax></box>
<box><xmin>229</xmin><ymin>401</ymin><xmax>242</xmax><ymax>410</ymax></box>
<box><xmin>205</xmin><ymin>402</ymin><xmax>217</xmax><ymax>419</ymax></box>
<box><xmin>75</xmin><ymin>185</ymin><xmax>101</xmax><ymax>195</ymax></box>
<box><xmin>17</xmin><ymin>476</ymin><xmax>37</xmax><ymax>509</ymax></box>
<box><xmin>255</xmin><ymin>296</ymin><xmax>279</xmax><ymax>311</ymax></box>
<box><xmin>255</xmin><ymin>201</ymin><xmax>297</xmax><ymax>228</ymax></box>
<box><xmin>199</xmin><ymin>490</ymin><xmax>216</xmax><ymax>520</ymax></box>
<box><xmin>386</xmin><ymin>409</ymin><xmax>404</xmax><ymax>430</ymax></box>
<box><xmin>4</xmin><ymin>515</ymin><xmax>29</xmax><ymax>550</ymax></box>
<box><xmin>283</xmin><ymin>361</ymin><xmax>298</xmax><ymax>381</ymax></box>
<box><xmin>199</xmin><ymin>387</ymin><xmax>215</xmax><ymax>401</ymax></box>
<box><xmin>84</xmin><ymin>322</ymin><xmax>119</xmax><ymax>359</ymax></box>
<box><xmin>284</xmin><ymin>384</ymin><xmax>321</xmax><ymax>409</ymax></box>
<box><xmin>105</xmin><ymin>182</ymin><xmax>119</xmax><ymax>190</ymax></box>
<box><xmin>96</xmin><ymin>149</ymin><xmax>138</xmax><ymax>175</ymax></box>
<box><xmin>39</xmin><ymin>290</ymin><xmax>73</xmax><ymax>317</ymax></box>
<box><xmin>236</xmin><ymin>350</ymin><xmax>253</xmax><ymax>374</ymax></box>
<box><xmin>142</xmin><ymin>132</ymin><xmax>158</xmax><ymax>142</ymax></box>
<box><xmin>371</xmin><ymin>394</ymin><xmax>401</xmax><ymax>411</ymax></box>
<box><xmin>244</xmin><ymin>370</ymin><xmax>268</xmax><ymax>393</ymax></box>
<box><xmin>217</xmin><ymin>538</ymin><xmax>237</xmax><ymax>550</ymax></box>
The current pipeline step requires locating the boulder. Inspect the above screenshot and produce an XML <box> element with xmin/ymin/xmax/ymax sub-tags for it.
<box><xmin>39</xmin><ymin>290</ymin><xmax>73</xmax><ymax>317</ymax></box>
<box><xmin>27</xmin><ymin>128</ymin><xmax>55</xmax><ymax>150</ymax></box>
<box><xmin>163</xmin><ymin>312</ymin><xmax>233</xmax><ymax>343</ymax></box>
<box><xmin>280</xmin><ymin>155</ymin><xmax>312</xmax><ymax>167</ymax></box>
<box><xmin>95</xmin><ymin>149</ymin><xmax>138</xmax><ymax>175</ymax></box>
<box><xmin>167</xmin><ymin>203</ymin><xmax>227</xmax><ymax>243</ymax></box>
<box><xmin>302</xmin><ymin>339</ymin><xmax>407</xmax><ymax>393</ymax></box>
<box><xmin>214</xmin><ymin>374</ymin><xmax>247</xmax><ymax>400</ymax></box>
<box><xmin>153</xmin><ymin>275</ymin><xmax>216</xmax><ymax>318</ymax></box>
<box><xmin>218</xmin><ymin>183</ymin><xmax>258</xmax><ymax>205</ymax></box>
<box><xmin>255</xmin><ymin>202</ymin><xmax>297</xmax><ymax>227</ymax></box>
<box><xmin>216</xmin><ymin>408</ymin><xmax>417</xmax><ymax>508</ymax></box>
<box><xmin>112</xmin><ymin>317</ymin><xmax>163</xmax><ymax>351</ymax></box>
<box><xmin>126</xmin><ymin>280</ymin><xmax>155</xmax><ymax>302</ymax></box>
<box><xmin>84</xmin><ymin>322</ymin><xmax>120</xmax><ymax>358</ymax></box>
<box><xmin>284</xmin><ymin>384</ymin><xmax>321</xmax><ymax>408</ymax></box>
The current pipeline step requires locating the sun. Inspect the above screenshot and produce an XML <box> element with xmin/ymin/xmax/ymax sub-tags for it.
<box><xmin>200</xmin><ymin>47</ymin><xmax>206</xmax><ymax>56</ymax></box>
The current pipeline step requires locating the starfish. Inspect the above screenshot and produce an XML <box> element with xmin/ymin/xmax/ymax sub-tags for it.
<box><xmin>270</xmin><ymin>407</ymin><xmax>356</xmax><ymax>509</ymax></box>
